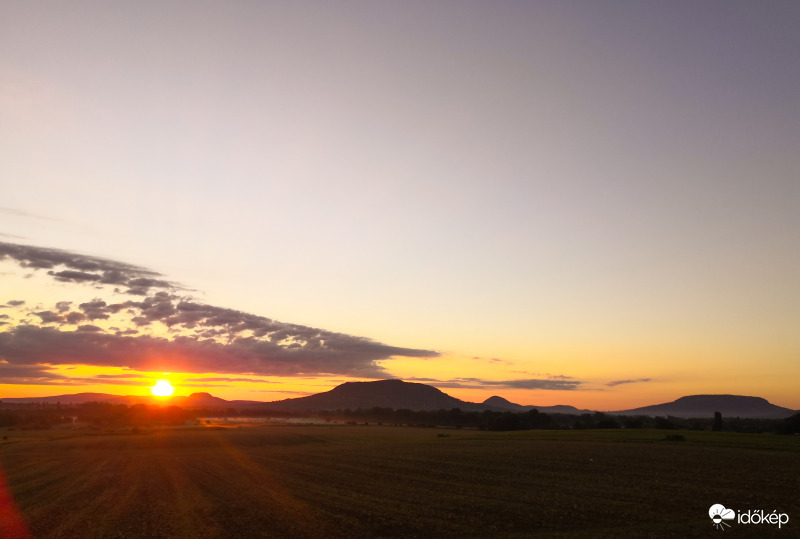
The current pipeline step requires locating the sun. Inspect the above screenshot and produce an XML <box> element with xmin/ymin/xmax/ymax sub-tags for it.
<box><xmin>150</xmin><ymin>379</ymin><xmax>175</xmax><ymax>397</ymax></box>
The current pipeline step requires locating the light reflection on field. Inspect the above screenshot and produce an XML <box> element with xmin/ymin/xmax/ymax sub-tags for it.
<box><xmin>199</xmin><ymin>417</ymin><xmax>337</xmax><ymax>427</ymax></box>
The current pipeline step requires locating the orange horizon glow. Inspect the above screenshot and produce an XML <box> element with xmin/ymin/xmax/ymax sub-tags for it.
<box><xmin>1</xmin><ymin>353</ymin><xmax>798</xmax><ymax>412</ymax></box>
<box><xmin>2</xmin><ymin>372</ymin><xmax>799</xmax><ymax>411</ymax></box>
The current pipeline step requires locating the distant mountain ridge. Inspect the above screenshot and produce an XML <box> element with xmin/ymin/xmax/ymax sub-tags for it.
<box><xmin>0</xmin><ymin>392</ymin><xmax>260</xmax><ymax>409</ymax></box>
<box><xmin>482</xmin><ymin>396</ymin><xmax>591</xmax><ymax>415</ymax></box>
<box><xmin>2</xmin><ymin>381</ymin><xmax>796</xmax><ymax>418</ymax></box>
<box><xmin>0</xmin><ymin>392</ymin><xmax>138</xmax><ymax>405</ymax></box>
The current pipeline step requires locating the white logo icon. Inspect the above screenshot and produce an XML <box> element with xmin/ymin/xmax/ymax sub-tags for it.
<box><xmin>709</xmin><ymin>504</ymin><xmax>735</xmax><ymax>530</ymax></box>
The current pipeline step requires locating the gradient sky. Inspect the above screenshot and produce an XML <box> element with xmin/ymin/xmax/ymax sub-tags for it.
<box><xmin>1</xmin><ymin>1</ymin><xmax>798</xmax><ymax>410</ymax></box>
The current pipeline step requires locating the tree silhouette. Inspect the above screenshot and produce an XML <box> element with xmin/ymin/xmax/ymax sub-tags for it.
<box><xmin>712</xmin><ymin>411</ymin><xmax>723</xmax><ymax>431</ymax></box>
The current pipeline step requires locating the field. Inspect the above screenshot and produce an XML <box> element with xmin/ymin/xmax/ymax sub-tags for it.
<box><xmin>1</xmin><ymin>425</ymin><xmax>797</xmax><ymax>538</ymax></box>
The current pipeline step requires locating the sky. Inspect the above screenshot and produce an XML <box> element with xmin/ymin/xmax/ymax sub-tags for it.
<box><xmin>1</xmin><ymin>1</ymin><xmax>798</xmax><ymax>410</ymax></box>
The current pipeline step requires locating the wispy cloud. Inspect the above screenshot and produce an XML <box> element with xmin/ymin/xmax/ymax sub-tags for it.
<box><xmin>471</xmin><ymin>356</ymin><xmax>513</xmax><ymax>365</ymax></box>
<box><xmin>0</xmin><ymin>241</ymin><xmax>174</xmax><ymax>295</ymax></box>
<box><xmin>0</xmin><ymin>362</ymin><xmax>141</xmax><ymax>386</ymax></box>
<box><xmin>0</xmin><ymin>207</ymin><xmax>63</xmax><ymax>222</ymax></box>
<box><xmin>408</xmin><ymin>376</ymin><xmax>583</xmax><ymax>391</ymax></box>
<box><xmin>0</xmin><ymin>361</ymin><xmax>66</xmax><ymax>381</ymax></box>
<box><xmin>257</xmin><ymin>390</ymin><xmax>314</xmax><ymax>396</ymax></box>
<box><xmin>183</xmin><ymin>377</ymin><xmax>277</xmax><ymax>384</ymax></box>
<box><xmin>93</xmin><ymin>373</ymin><xmax>148</xmax><ymax>380</ymax></box>
<box><xmin>178</xmin><ymin>382</ymin><xmax>234</xmax><ymax>388</ymax></box>
<box><xmin>606</xmin><ymin>378</ymin><xmax>652</xmax><ymax>387</ymax></box>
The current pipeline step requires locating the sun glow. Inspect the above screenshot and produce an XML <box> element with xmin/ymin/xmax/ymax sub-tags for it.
<box><xmin>150</xmin><ymin>379</ymin><xmax>175</xmax><ymax>397</ymax></box>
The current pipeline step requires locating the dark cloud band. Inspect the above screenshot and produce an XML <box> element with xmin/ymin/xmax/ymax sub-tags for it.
<box><xmin>0</xmin><ymin>240</ymin><xmax>439</xmax><ymax>379</ymax></box>
<box><xmin>409</xmin><ymin>376</ymin><xmax>583</xmax><ymax>391</ymax></box>
<box><xmin>0</xmin><ymin>241</ymin><xmax>175</xmax><ymax>295</ymax></box>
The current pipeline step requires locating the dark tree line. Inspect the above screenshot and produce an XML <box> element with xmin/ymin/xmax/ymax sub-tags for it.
<box><xmin>0</xmin><ymin>402</ymin><xmax>196</xmax><ymax>428</ymax></box>
<box><xmin>2</xmin><ymin>401</ymin><xmax>798</xmax><ymax>434</ymax></box>
<box><xmin>316</xmin><ymin>407</ymin><xmax>800</xmax><ymax>433</ymax></box>
<box><xmin>0</xmin><ymin>402</ymin><xmax>75</xmax><ymax>429</ymax></box>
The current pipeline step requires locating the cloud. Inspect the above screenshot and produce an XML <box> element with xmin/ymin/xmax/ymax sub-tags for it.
<box><xmin>260</xmin><ymin>390</ymin><xmax>314</xmax><ymax>396</ymax></box>
<box><xmin>93</xmin><ymin>373</ymin><xmax>147</xmax><ymax>380</ymax></box>
<box><xmin>0</xmin><ymin>362</ymin><xmax>149</xmax><ymax>387</ymax></box>
<box><xmin>408</xmin><ymin>376</ymin><xmax>583</xmax><ymax>391</ymax></box>
<box><xmin>0</xmin><ymin>241</ymin><xmax>176</xmax><ymax>294</ymax></box>
<box><xmin>606</xmin><ymin>378</ymin><xmax>651</xmax><ymax>387</ymax></box>
<box><xmin>471</xmin><ymin>356</ymin><xmax>512</xmax><ymax>365</ymax></box>
<box><xmin>179</xmin><ymin>382</ymin><xmax>234</xmax><ymax>388</ymax></box>
<box><xmin>0</xmin><ymin>240</ymin><xmax>440</xmax><ymax>380</ymax></box>
<box><xmin>76</xmin><ymin>324</ymin><xmax>104</xmax><ymax>332</ymax></box>
<box><xmin>79</xmin><ymin>300</ymin><xmax>111</xmax><ymax>320</ymax></box>
<box><xmin>34</xmin><ymin>311</ymin><xmax>62</xmax><ymax>323</ymax></box>
<box><xmin>0</xmin><ymin>323</ymin><xmax>434</xmax><ymax>379</ymax></box>
<box><xmin>491</xmin><ymin>379</ymin><xmax>582</xmax><ymax>390</ymax></box>
<box><xmin>65</xmin><ymin>312</ymin><xmax>86</xmax><ymax>324</ymax></box>
<box><xmin>183</xmin><ymin>377</ymin><xmax>277</xmax><ymax>384</ymax></box>
<box><xmin>0</xmin><ymin>361</ymin><xmax>82</xmax><ymax>385</ymax></box>
<box><xmin>49</xmin><ymin>270</ymin><xmax>102</xmax><ymax>283</ymax></box>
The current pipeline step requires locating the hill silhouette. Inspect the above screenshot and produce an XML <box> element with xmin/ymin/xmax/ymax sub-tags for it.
<box><xmin>482</xmin><ymin>396</ymin><xmax>590</xmax><ymax>415</ymax></box>
<box><xmin>171</xmin><ymin>393</ymin><xmax>233</xmax><ymax>408</ymax></box>
<box><xmin>262</xmin><ymin>379</ymin><xmax>487</xmax><ymax>412</ymax></box>
<box><xmin>610</xmin><ymin>394</ymin><xmax>795</xmax><ymax>419</ymax></box>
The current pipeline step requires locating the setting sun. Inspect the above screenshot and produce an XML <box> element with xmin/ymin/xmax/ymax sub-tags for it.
<box><xmin>150</xmin><ymin>379</ymin><xmax>175</xmax><ymax>397</ymax></box>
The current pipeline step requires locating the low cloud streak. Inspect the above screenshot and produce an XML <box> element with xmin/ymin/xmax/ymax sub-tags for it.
<box><xmin>409</xmin><ymin>376</ymin><xmax>583</xmax><ymax>391</ymax></box>
<box><xmin>606</xmin><ymin>378</ymin><xmax>652</xmax><ymax>387</ymax></box>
